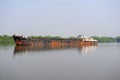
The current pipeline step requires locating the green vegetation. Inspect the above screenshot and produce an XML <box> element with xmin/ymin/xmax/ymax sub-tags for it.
<box><xmin>68</xmin><ymin>36</ymin><xmax>77</xmax><ymax>39</ymax></box>
<box><xmin>116</xmin><ymin>36</ymin><xmax>120</xmax><ymax>43</ymax></box>
<box><xmin>53</xmin><ymin>36</ymin><xmax>62</xmax><ymax>39</ymax></box>
<box><xmin>0</xmin><ymin>35</ymin><xmax>120</xmax><ymax>45</ymax></box>
<box><xmin>91</xmin><ymin>36</ymin><xmax>115</xmax><ymax>43</ymax></box>
<box><xmin>0</xmin><ymin>35</ymin><xmax>15</xmax><ymax>45</ymax></box>
<box><xmin>32</xmin><ymin>35</ymin><xmax>62</xmax><ymax>39</ymax></box>
<box><xmin>31</xmin><ymin>36</ymin><xmax>43</xmax><ymax>38</ymax></box>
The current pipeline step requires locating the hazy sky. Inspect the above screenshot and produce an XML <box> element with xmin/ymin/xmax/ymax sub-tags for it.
<box><xmin>0</xmin><ymin>0</ymin><xmax>120</xmax><ymax>37</ymax></box>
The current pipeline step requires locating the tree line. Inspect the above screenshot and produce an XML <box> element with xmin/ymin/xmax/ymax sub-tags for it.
<box><xmin>91</xmin><ymin>36</ymin><xmax>120</xmax><ymax>43</ymax></box>
<box><xmin>0</xmin><ymin>35</ymin><xmax>15</xmax><ymax>45</ymax></box>
<box><xmin>0</xmin><ymin>35</ymin><xmax>120</xmax><ymax>45</ymax></box>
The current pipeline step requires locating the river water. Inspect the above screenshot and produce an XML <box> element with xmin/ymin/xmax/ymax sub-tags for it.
<box><xmin>0</xmin><ymin>43</ymin><xmax>120</xmax><ymax>80</ymax></box>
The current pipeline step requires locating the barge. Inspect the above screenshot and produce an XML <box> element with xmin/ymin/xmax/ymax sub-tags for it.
<box><xmin>13</xmin><ymin>34</ymin><xmax>97</xmax><ymax>47</ymax></box>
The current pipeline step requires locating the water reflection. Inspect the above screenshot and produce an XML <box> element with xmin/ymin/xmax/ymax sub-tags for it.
<box><xmin>77</xmin><ymin>45</ymin><xmax>97</xmax><ymax>56</ymax></box>
<box><xmin>14</xmin><ymin>44</ymin><xmax>97</xmax><ymax>56</ymax></box>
